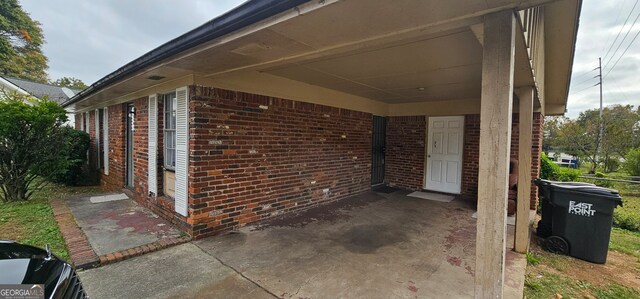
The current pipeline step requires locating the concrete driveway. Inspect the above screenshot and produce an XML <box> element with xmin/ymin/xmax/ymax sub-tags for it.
<box><xmin>79</xmin><ymin>243</ymin><xmax>273</xmax><ymax>298</ymax></box>
<box><xmin>79</xmin><ymin>191</ymin><xmax>525</xmax><ymax>298</ymax></box>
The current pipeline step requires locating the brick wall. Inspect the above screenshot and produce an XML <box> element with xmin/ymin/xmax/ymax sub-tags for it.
<box><xmin>530</xmin><ymin>112</ymin><xmax>544</xmax><ymax>209</ymax></box>
<box><xmin>461</xmin><ymin>115</ymin><xmax>480</xmax><ymax>198</ymax></box>
<box><xmin>132</xmin><ymin>97</ymin><xmax>149</xmax><ymax>200</ymax></box>
<box><xmin>101</xmin><ymin>104</ymin><xmax>126</xmax><ymax>191</ymax></box>
<box><xmin>462</xmin><ymin>113</ymin><xmax>543</xmax><ymax>210</ymax></box>
<box><xmin>188</xmin><ymin>86</ymin><xmax>372</xmax><ymax>238</ymax></box>
<box><xmin>385</xmin><ymin>116</ymin><xmax>426</xmax><ymax>189</ymax></box>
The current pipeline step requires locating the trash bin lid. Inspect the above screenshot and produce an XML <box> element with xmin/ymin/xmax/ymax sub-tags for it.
<box><xmin>534</xmin><ymin>179</ymin><xmax>595</xmax><ymax>187</ymax></box>
<box><xmin>548</xmin><ymin>183</ymin><xmax>622</xmax><ymax>206</ymax></box>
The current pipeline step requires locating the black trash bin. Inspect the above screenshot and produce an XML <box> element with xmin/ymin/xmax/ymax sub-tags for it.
<box><xmin>534</xmin><ymin>179</ymin><xmax>595</xmax><ymax>238</ymax></box>
<box><xmin>536</xmin><ymin>180</ymin><xmax>623</xmax><ymax>264</ymax></box>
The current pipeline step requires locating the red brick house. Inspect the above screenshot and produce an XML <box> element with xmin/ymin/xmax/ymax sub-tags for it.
<box><xmin>65</xmin><ymin>0</ymin><xmax>580</xmax><ymax>296</ymax></box>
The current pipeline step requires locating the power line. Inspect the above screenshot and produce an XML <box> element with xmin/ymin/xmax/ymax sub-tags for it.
<box><xmin>569</xmin><ymin>83</ymin><xmax>599</xmax><ymax>95</ymax></box>
<box><xmin>571</xmin><ymin>74</ymin><xmax>599</xmax><ymax>88</ymax></box>
<box><xmin>601</xmin><ymin>0</ymin><xmax>629</xmax><ymax>56</ymax></box>
<box><xmin>603</xmin><ymin>0</ymin><xmax>640</xmax><ymax>61</ymax></box>
<box><xmin>603</xmin><ymin>7</ymin><xmax>640</xmax><ymax>70</ymax></box>
<box><xmin>570</xmin><ymin>67</ymin><xmax>599</xmax><ymax>83</ymax></box>
<box><xmin>605</xmin><ymin>72</ymin><xmax>631</xmax><ymax>101</ymax></box>
<box><xmin>604</xmin><ymin>25</ymin><xmax>640</xmax><ymax>78</ymax></box>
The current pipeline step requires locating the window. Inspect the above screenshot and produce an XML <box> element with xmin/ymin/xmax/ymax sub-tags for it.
<box><xmin>164</xmin><ymin>92</ymin><xmax>177</xmax><ymax>170</ymax></box>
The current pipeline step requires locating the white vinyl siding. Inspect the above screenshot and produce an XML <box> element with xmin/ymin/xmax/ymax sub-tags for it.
<box><xmin>148</xmin><ymin>95</ymin><xmax>158</xmax><ymax>197</ymax></box>
<box><xmin>174</xmin><ymin>87</ymin><xmax>188</xmax><ymax>216</ymax></box>
<box><xmin>103</xmin><ymin>108</ymin><xmax>109</xmax><ymax>175</ymax></box>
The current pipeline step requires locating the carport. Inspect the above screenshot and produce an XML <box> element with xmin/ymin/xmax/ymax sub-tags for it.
<box><xmin>65</xmin><ymin>0</ymin><xmax>581</xmax><ymax>297</ymax></box>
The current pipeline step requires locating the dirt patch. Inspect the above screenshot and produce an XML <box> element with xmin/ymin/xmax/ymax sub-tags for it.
<box><xmin>0</xmin><ymin>218</ymin><xmax>27</xmax><ymax>240</ymax></box>
<box><xmin>252</xmin><ymin>192</ymin><xmax>385</xmax><ymax>230</ymax></box>
<box><xmin>530</xmin><ymin>238</ymin><xmax>640</xmax><ymax>290</ymax></box>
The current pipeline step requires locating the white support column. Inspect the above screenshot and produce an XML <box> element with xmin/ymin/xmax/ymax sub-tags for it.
<box><xmin>475</xmin><ymin>10</ymin><xmax>516</xmax><ymax>299</ymax></box>
<box><xmin>515</xmin><ymin>87</ymin><xmax>534</xmax><ymax>253</ymax></box>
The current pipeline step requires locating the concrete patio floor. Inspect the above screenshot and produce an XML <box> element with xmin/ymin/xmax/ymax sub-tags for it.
<box><xmin>66</xmin><ymin>193</ymin><xmax>183</xmax><ymax>255</ymax></box>
<box><xmin>78</xmin><ymin>190</ymin><xmax>526</xmax><ymax>298</ymax></box>
<box><xmin>195</xmin><ymin>190</ymin><xmax>526</xmax><ymax>298</ymax></box>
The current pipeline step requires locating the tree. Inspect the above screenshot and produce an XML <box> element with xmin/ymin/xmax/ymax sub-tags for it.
<box><xmin>51</xmin><ymin>77</ymin><xmax>87</xmax><ymax>90</ymax></box>
<box><xmin>0</xmin><ymin>0</ymin><xmax>49</xmax><ymax>83</ymax></box>
<box><xmin>0</xmin><ymin>91</ymin><xmax>67</xmax><ymax>202</ymax></box>
<box><xmin>542</xmin><ymin>116</ymin><xmax>568</xmax><ymax>152</ymax></box>
<box><xmin>548</xmin><ymin>105</ymin><xmax>640</xmax><ymax>173</ymax></box>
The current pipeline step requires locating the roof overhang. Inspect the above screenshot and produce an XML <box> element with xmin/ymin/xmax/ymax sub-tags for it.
<box><xmin>0</xmin><ymin>77</ymin><xmax>30</xmax><ymax>96</ymax></box>
<box><xmin>66</xmin><ymin>0</ymin><xmax>581</xmax><ymax>117</ymax></box>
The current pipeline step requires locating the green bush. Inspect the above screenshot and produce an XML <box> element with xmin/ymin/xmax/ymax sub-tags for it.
<box><xmin>593</xmin><ymin>172</ymin><xmax>615</xmax><ymax>188</ymax></box>
<box><xmin>0</xmin><ymin>93</ymin><xmax>68</xmax><ymax>202</ymax></box>
<box><xmin>48</xmin><ymin>127</ymin><xmax>90</xmax><ymax>186</ymax></box>
<box><xmin>540</xmin><ymin>152</ymin><xmax>558</xmax><ymax>180</ymax></box>
<box><xmin>540</xmin><ymin>152</ymin><xmax>581</xmax><ymax>181</ymax></box>
<box><xmin>614</xmin><ymin>211</ymin><xmax>640</xmax><ymax>232</ymax></box>
<box><xmin>603</xmin><ymin>157</ymin><xmax>621</xmax><ymax>173</ymax></box>
<box><xmin>555</xmin><ymin>167</ymin><xmax>582</xmax><ymax>182</ymax></box>
<box><xmin>623</xmin><ymin>148</ymin><xmax>640</xmax><ymax>176</ymax></box>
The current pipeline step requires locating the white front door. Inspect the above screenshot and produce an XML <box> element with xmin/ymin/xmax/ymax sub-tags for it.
<box><xmin>425</xmin><ymin>116</ymin><xmax>464</xmax><ymax>194</ymax></box>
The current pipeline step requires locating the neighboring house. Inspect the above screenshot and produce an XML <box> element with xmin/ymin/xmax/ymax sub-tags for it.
<box><xmin>63</xmin><ymin>0</ymin><xmax>581</xmax><ymax>296</ymax></box>
<box><xmin>0</xmin><ymin>75</ymin><xmax>82</xmax><ymax>124</ymax></box>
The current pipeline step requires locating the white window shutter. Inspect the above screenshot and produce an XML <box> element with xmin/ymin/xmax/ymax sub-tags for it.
<box><xmin>85</xmin><ymin>112</ymin><xmax>90</xmax><ymax>133</ymax></box>
<box><xmin>148</xmin><ymin>95</ymin><xmax>158</xmax><ymax>197</ymax></box>
<box><xmin>80</xmin><ymin>113</ymin><xmax>84</xmax><ymax>131</ymax></box>
<box><xmin>103</xmin><ymin>108</ymin><xmax>109</xmax><ymax>175</ymax></box>
<box><xmin>175</xmin><ymin>87</ymin><xmax>189</xmax><ymax>216</ymax></box>
<box><xmin>95</xmin><ymin>109</ymin><xmax>100</xmax><ymax>169</ymax></box>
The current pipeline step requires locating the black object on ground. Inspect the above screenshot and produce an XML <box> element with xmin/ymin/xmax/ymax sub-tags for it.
<box><xmin>372</xmin><ymin>185</ymin><xmax>400</xmax><ymax>194</ymax></box>
<box><xmin>534</xmin><ymin>179</ymin><xmax>622</xmax><ymax>264</ymax></box>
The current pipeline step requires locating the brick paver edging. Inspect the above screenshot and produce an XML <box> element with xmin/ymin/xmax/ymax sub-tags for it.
<box><xmin>98</xmin><ymin>236</ymin><xmax>191</xmax><ymax>266</ymax></box>
<box><xmin>50</xmin><ymin>198</ymin><xmax>100</xmax><ymax>270</ymax></box>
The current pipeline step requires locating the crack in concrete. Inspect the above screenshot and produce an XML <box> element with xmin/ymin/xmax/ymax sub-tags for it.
<box><xmin>193</xmin><ymin>244</ymin><xmax>280</xmax><ymax>299</ymax></box>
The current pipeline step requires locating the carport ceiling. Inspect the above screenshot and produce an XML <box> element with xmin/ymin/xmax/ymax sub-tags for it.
<box><xmin>262</xmin><ymin>29</ymin><xmax>482</xmax><ymax>103</ymax></box>
<box><xmin>72</xmin><ymin>0</ymin><xmax>561</xmax><ymax>110</ymax></box>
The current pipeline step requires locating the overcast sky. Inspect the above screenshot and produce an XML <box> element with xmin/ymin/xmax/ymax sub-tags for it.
<box><xmin>567</xmin><ymin>0</ymin><xmax>640</xmax><ymax>117</ymax></box>
<box><xmin>20</xmin><ymin>0</ymin><xmax>245</xmax><ymax>83</ymax></box>
<box><xmin>19</xmin><ymin>0</ymin><xmax>639</xmax><ymax>118</ymax></box>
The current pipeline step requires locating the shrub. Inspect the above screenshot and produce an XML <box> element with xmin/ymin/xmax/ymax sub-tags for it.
<box><xmin>540</xmin><ymin>152</ymin><xmax>558</xmax><ymax>180</ymax></box>
<box><xmin>603</xmin><ymin>157</ymin><xmax>620</xmax><ymax>173</ymax></box>
<box><xmin>48</xmin><ymin>127</ymin><xmax>90</xmax><ymax>186</ymax></box>
<box><xmin>593</xmin><ymin>172</ymin><xmax>615</xmax><ymax>188</ymax></box>
<box><xmin>623</xmin><ymin>148</ymin><xmax>640</xmax><ymax>176</ymax></box>
<box><xmin>0</xmin><ymin>93</ymin><xmax>68</xmax><ymax>202</ymax></box>
<box><xmin>614</xmin><ymin>211</ymin><xmax>640</xmax><ymax>232</ymax></box>
<box><xmin>555</xmin><ymin>167</ymin><xmax>582</xmax><ymax>182</ymax></box>
<box><xmin>539</xmin><ymin>152</ymin><xmax>581</xmax><ymax>182</ymax></box>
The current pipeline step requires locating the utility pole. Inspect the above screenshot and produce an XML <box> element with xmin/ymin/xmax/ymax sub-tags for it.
<box><xmin>595</xmin><ymin>57</ymin><xmax>604</xmax><ymax>172</ymax></box>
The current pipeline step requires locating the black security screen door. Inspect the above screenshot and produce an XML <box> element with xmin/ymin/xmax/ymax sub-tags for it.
<box><xmin>371</xmin><ymin>116</ymin><xmax>386</xmax><ymax>185</ymax></box>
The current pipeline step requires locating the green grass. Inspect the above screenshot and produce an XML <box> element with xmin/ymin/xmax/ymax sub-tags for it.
<box><xmin>524</xmin><ymin>246</ymin><xmax>640</xmax><ymax>299</ymax></box>
<box><xmin>611</xmin><ymin>183</ymin><xmax>640</xmax><ymax>232</ymax></box>
<box><xmin>0</xmin><ymin>183</ymin><xmax>102</xmax><ymax>262</ymax></box>
<box><xmin>610</xmin><ymin>227</ymin><xmax>640</xmax><ymax>259</ymax></box>
<box><xmin>525</xmin><ymin>272</ymin><xmax>592</xmax><ymax>299</ymax></box>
